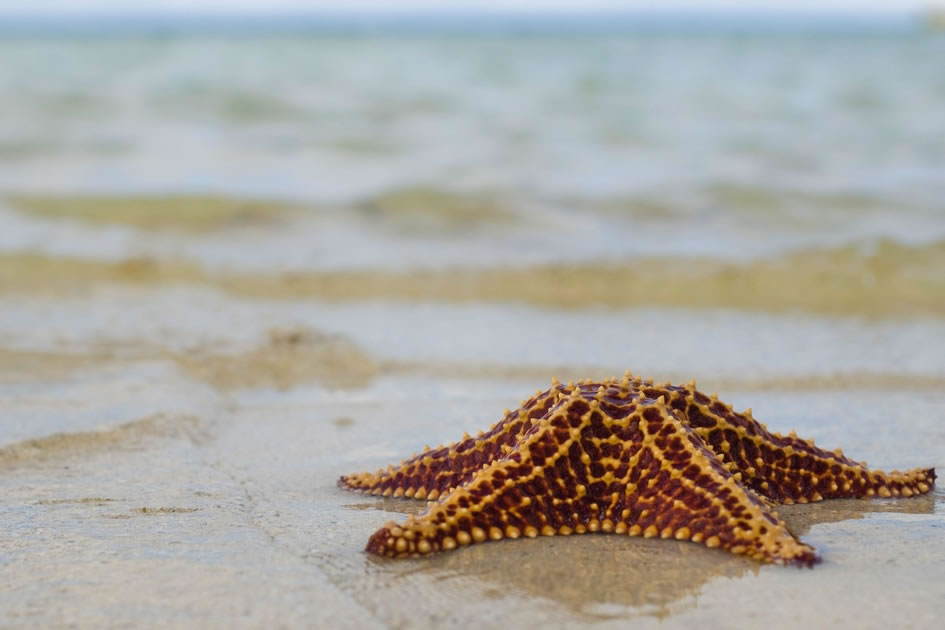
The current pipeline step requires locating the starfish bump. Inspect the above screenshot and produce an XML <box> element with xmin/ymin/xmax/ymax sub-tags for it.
<box><xmin>339</xmin><ymin>378</ymin><xmax>935</xmax><ymax>566</ymax></box>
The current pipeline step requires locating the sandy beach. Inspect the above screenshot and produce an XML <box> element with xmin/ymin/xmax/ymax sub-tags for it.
<box><xmin>2</xmin><ymin>278</ymin><xmax>944</xmax><ymax>628</ymax></box>
<box><xmin>2</xmin><ymin>23</ymin><xmax>945</xmax><ymax>628</ymax></box>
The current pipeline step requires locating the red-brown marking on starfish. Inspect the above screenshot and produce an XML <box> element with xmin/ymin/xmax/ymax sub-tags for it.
<box><xmin>338</xmin><ymin>373</ymin><xmax>936</xmax><ymax>565</ymax></box>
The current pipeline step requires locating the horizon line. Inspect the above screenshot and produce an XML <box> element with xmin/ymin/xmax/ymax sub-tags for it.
<box><xmin>0</xmin><ymin>9</ymin><xmax>928</xmax><ymax>25</ymax></box>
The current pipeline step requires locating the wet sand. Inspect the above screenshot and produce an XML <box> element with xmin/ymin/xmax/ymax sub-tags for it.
<box><xmin>2</xmin><ymin>374</ymin><xmax>943</xmax><ymax>628</ymax></box>
<box><xmin>2</xmin><ymin>282</ymin><xmax>944</xmax><ymax>628</ymax></box>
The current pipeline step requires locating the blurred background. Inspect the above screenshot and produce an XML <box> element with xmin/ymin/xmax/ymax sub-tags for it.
<box><xmin>2</xmin><ymin>2</ymin><xmax>944</xmax><ymax>384</ymax></box>
<box><xmin>3</xmin><ymin>2</ymin><xmax>945</xmax><ymax>626</ymax></box>
<box><xmin>3</xmin><ymin>0</ymin><xmax>945</xmax><ymax>442</ymax></box>
<box><xmin>2</xmin><ymin>0</ymin><xmax>945</xmax><ymax>427</ymax></box>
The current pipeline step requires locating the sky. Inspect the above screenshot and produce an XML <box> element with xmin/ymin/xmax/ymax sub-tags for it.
<box><xmin>0</xmin><ymin>0</ymin><xmax>943</xmax><ymax>15</ymax></box>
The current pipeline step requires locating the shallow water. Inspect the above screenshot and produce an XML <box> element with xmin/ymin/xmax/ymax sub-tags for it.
<box><xmin>1</xmin><ymin>33</ymin><xmax>945</xmax><ymax>271</ymax></box>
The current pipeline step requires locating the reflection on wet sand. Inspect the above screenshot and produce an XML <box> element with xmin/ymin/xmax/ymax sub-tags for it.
<box><xmin>347</xmin><ymin>494</ymin><xmax>938</xmax><ymax>619</ymax></box>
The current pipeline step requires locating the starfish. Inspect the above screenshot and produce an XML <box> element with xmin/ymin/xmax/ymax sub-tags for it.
<box><xmin>339</xmin><ymin>374</ymin><xmax>935</xmax><ymax>566</ymax></box>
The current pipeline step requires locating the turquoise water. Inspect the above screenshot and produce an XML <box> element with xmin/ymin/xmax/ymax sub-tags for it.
<box><xmin>0</xmin><ymin>30</ymin><xmax>944</xmax><ymax>267</ymax></box>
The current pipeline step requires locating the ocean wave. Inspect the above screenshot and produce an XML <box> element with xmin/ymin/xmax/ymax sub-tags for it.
<box><xmin>2</xmin><ymin>237</ymin><xmax>942</xmax><ymax>318</ymax></box>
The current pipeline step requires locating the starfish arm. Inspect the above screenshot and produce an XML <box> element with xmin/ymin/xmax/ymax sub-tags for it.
<box><xmin>338</xmin><ymin>386</ymin><xmax>561</xmax><ymax>499</ymax></box>
<box><xmin>651</xmin><ymin>384</ymin><xmax>937</xmax><ymax>503</ymax></box>
<box><xmin>364</xmin><ymin>391</ymin><xmax>818</xmax><ymax>566</ymax></box>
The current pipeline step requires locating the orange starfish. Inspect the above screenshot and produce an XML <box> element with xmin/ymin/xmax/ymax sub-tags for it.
<box><xmin>339</xmin><ymin>374</ymin><xmax>935</xmax><ymax>566</ymax></box>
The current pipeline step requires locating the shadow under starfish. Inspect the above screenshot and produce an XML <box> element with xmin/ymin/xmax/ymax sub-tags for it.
<box><xmin>345</xmin><ymin>493</ymin><xmax>938</xmax><ymax>618</ymax></box>
<box><xmin>338</xmin><ymin>373</ymin><xmax>936</xmax><ymax>566</ymax></box>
